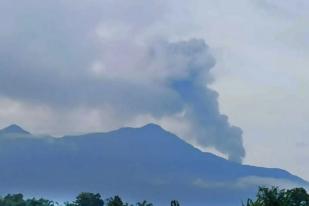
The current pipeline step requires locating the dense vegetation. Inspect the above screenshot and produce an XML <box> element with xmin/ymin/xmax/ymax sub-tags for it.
<box><xmin>0</xmin><ymin>193</ymin><xmax>156</xmax><ymax>206</ymax></box>
<box><xmin>1</xmin><ymin>187</ymin><xmax>309</xmax><ymax>206</ymax></box>
<box><xmin>243</xmin><ymin>187</ymin><xmax>309</xmax><ymax>206</ymax></box>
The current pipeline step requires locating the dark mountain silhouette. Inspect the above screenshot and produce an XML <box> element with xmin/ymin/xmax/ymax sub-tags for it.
<box><xmin>0</xmin><ymin>124</ymin><xmax>307</xmax><ymax>206</ymax></box>
<box><xmin>0</xmin><ymin>124</ymin><xmax>30</xmax><ymax>135</ymax></box>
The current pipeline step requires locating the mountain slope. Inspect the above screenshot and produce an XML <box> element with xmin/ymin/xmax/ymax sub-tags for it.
<box><xmin>0</xmin><ymin>124</ymin><xmax>30</xmax><ymax>135</ymax></box>
<box><xmin>0</xmin><ymin>124</ymin><xmax>307</xmax><ymax>206</ymax></box>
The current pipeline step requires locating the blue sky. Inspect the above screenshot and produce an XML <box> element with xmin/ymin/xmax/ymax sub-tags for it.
<box><xmin>0</xmin><ymin>0</ymin><xmax>309</xmax><ymax>179</ymax></box>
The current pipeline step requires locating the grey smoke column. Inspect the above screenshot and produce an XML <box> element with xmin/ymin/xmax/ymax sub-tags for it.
<box><xmin>150</xmin><ymin>39</ymin><xmax>246</xmax><ymax>163</ymax></box>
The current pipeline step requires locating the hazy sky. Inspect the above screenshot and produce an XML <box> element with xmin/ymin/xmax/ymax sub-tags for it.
<box><xmin>0</xmin><ymin>0</ymin><xmax>309</xmax><ymax>179</ymax></box>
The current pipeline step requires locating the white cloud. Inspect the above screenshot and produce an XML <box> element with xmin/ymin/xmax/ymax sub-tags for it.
<box><xmin>193</xmin><ymin>176</ymin><xmax>307</xmax><ymax>190</ymax></box>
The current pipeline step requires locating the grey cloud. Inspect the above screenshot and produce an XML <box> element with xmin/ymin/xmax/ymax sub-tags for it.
<box><xmin>0</xmin><ymin>0</ymin><xmax>245</xmax><ymax>162</ymax></box>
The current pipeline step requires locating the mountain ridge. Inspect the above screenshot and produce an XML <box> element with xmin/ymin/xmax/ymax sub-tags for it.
<box><xmin>0</xmin><ymin>123</ymin><xmax>307</xmax><ymax>206</ymax></box>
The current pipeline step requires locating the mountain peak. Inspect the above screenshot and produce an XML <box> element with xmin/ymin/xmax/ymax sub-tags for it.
<box><xmin>0</xmin><ymin>124</ymin><xmax>30</xmax><ymax>135</ymax></box>
<box><xmin>141</xmin><ymin>123</ymin><xmax>163</xmax><ymax>130</ymax></box>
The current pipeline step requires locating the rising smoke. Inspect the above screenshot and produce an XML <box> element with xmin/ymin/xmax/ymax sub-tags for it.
<box><xmin>147</xmin><ymin>39</ymin><xmax>245</xmax><ymax>162</ymax></box>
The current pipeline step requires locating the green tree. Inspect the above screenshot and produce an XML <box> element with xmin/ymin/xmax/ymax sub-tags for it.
<box><xmin>74</xmin><ymin>193</ymin><xmax>104</xmax><ymax>206</ymax></box>
<box><xmin>26</xmin><ymin>198</ymin><xmax>54</xmax><ymax>206</ymax></box>
<box><xmin>0</xmin><ymin>194</ymin><xmax>26</xmax><ymax>206</ymax></box>
<box><xmin>286</xmin><ymin>188</ymin><xmax>309</xmax><ymax>206</ymax></box>
<box><xmin>243</xmin><ymin>187</ymin><xmax>309</xmax><ymax>206</ymax></box>
<box><xmin>136</xmin><ymin>200</ymin><xmax>153</xmax><ymax>206</ymax></box>
<box><xmin>171</xmin><ymin>200</ymin><xmax>180</xmax><ymax>206</ymax></box>
<box><xmin>106</xmin><ymin>196</ymin><xmax>124</xmax><ymax>206</ymax></box>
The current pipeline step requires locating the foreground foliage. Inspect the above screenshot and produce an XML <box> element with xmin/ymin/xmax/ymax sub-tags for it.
<box><xmin>0</xmin><ymin>193</ymin><xmax>158</xmax><ymax>206</ymax></box>
<box><xmin>243</xmin><ymin>187</ymin><xmax>309</xmax><ymax>206</ymax></box>
<box><xmin>1</xmin><ymin>186</ymin><xmax>309</xmax><ymax>206</ymax></box>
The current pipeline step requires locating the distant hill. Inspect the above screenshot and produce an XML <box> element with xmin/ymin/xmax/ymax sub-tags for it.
<box><xmin>0</xmin><ymin>124</ymin><xmax>307</xmax><ymax>206</ymax></box>
<box><xmin>0</xmin><ymin>124</ymin><xmax>30</xmax><ymax>135</ymax></box>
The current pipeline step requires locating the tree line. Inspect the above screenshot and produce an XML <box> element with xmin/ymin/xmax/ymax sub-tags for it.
<box><xmin>1</xmin><ymin>187</ymin><xmax>309</xmax><ymax>206</ymax></box>
<box><xmin>0</xmin><ymin>193</ymin><xmax>178</xmax><ymax>206</ymax></box>
<box><xmin>243</xmin><ymin>187</ymin><xmax>309</xmax><ymax>206</ymax></box>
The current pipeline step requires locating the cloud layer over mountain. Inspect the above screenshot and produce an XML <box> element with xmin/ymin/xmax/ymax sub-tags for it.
<box><xmin>0</xmin><ymin>0</ymin><xmax>248</xmax><ymax>162</ymax></box>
